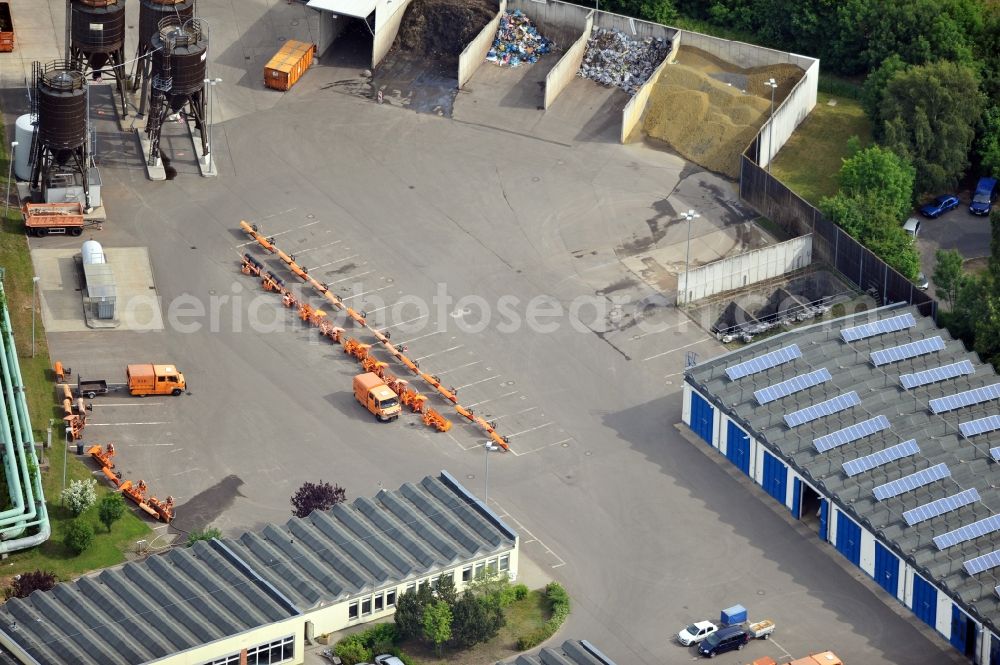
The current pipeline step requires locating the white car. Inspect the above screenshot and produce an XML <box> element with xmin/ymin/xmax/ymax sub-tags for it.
<box><xmin>677</xmin><ymin>620</ymin><xmax>718</xmax><ymax>646</ymax></box>
<box><xmin>374</xmin><ymin>656</ymin><xmax>405</xmax><ymax>665</ymax></box>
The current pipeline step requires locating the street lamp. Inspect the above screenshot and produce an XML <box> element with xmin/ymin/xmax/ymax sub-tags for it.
<box><xmin>766</xmin><ymin>77</ymin><xmax>778</xmax><ymax>173</ymax></box>
<box><xmin>483</xmin><ymin>441</ymin><xmax>499</xmax><ymax>505</ymax></box>
<box><xmin>203</xmin><ymin>77</ymin><xmax>222</xmax><ymax>173</ymax></box>
<box><xmin>681</xmin><ymin>209</ymin><xmax>700</xmax><ymax>305</ymax></box>
<box><xmin>4</xmin><ymin>141</ymin><xmax>18</xmax><ymax>225</ymax></box>
<box><xmin>31</xmin><ymin>276</ymin><xmax>39</xmax><ymax>357</ymax></box>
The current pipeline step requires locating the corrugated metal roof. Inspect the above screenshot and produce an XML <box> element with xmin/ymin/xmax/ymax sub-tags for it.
<box><xmin>512</xmin><ymin>640</ymin><xmax>617</xmax><ymax>665</ymax></box>
<box><xmin>83</xmin><ymin>262</ymin><xmax>116</xmax><ymax>300</ymax></box>
<box><xmin>306</xmin><ymin>0</ymin><xmax>376</xmax><ymax>19</ymax></box>
<box><xmin>0</xmin><ymin>473</ymin><xmax>516</xmax><ymax>665</ymax></box>
<box><xmin>685</xmin><ymin>305</ymin><xmax>1000</xmax><ymax>634</ymax></box>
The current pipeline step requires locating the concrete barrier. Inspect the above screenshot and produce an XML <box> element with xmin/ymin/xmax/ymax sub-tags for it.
<box><xmin>507</xmin><ymin>0</ymin><xmax>592</xmax><ymax>47</ymax></box>
<box><xmin>756</xmin><ymin>57</ymin><xmax>818</xmax><ymax>169</ymax></box>
<box><xmin>458</xmin><ymin>0</ymin><xmax>507</xmax><ymax>88</ymax></box>
<box><xmin>373</xmin><ymin>0</ymin><xmax>413</xmax><ymax>69</ymax></box>
<box><xmin>543</xmin><ymin>12</ymin><xmax>592</xmax><ymax>109</ymax></box>
<box><xmin>620</xmin><ymin>45</ymin><xmax>672</xmax><ymax>143</ymax></box>
<box><xmin>678</xmin><ymin>235</ymin><xmax>813</xmax><ymax>304</ymax></box>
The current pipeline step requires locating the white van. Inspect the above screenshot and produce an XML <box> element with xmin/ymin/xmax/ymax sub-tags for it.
<box><xmin>903</xmin><ymin>217</ymin><xmax>921</xmax><ymax>241</ymax></box>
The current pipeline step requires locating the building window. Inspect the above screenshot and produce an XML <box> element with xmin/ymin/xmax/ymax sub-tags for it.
<box><xmin>461</xmin><ymin>565</ymin><xmax>472</xmax><ymax>582</ymax></box>
<box><xmin>207</xmin><ymin>635</ymin><xmax>294</xmax><ymax>665</ymax></box>
<box><xmin>487</xmin><ymin>558</ymin><xmax>498</xmax><ymax>574</ymax></box>
<box><xmin>348</xmin><ymin>601</ymin><xmax>359</xmax><ymax>620</ymax></box>
<box><xmin>499</xmin><ymin>554</ymin><xmax>510</xmax><ymax>572</ymax></box>
<box><xmin>362</xmin><ymin>597</ymin><xmax>372</xmax><ymax>616</ymax></box>
<box><xmin>438</xmin><ymin>571</ymin><xmax>453</xmax><ymax>585</ymax></box>
<box><xmin>386</xmin><ymin>590</ymin><xmax>397</xmax><ymax>607</ymax></box>
<box><xmin>374</xmin><ymin>592</ymin><xmax>384</xmax><ymax>612</ymax></box>
<box><xmin>474</xmin><ymin>562</ymin><xmax>485</xmax><ymax>578</ymax></box>
<box><xmin>417</xmin><ymin>578</ymin><xmax>427</xmax><ymax>591</ymax></box>
<box><xmin>406</xmin><ymin>582</ymin><xmax>416</xmax><ymax>595</ymax></box>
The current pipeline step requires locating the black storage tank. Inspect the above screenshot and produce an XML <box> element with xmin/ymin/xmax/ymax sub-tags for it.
<box><xmin>71</xmin><ymin>0</ymin><xmax>126</xmax><ymax>55</ymax></box>
<box><xmin>138</xmin><ymin>0</ymin><xmax>194</xmax><ymax>52</ymax></box>
<box><xmin>36</xmin><ymin>64</ymin><xmax>88</xmax><ymax>151</ymax></box>
<box><xmin>151</xmin><ymin>18</ymin><xmax>207</xmax><ymax>98</ymax></box>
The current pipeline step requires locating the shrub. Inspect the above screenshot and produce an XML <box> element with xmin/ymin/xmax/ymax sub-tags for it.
<box><xmin>4</xmin><ymin>570</ymin><xmax>56</xmax><ymax>599</ymax></box>
<box><xmin>333</xmin><ymin>637</ymin><xmax>370</xmax><ymax>665</ymax></box>
<box><xmin>334</xmin><ymin>623</ymin><xmax>400</xmax><ymax>665</ymax></box>
<box><xmin>451</xmin><ymin>590</ymin><xmax>504</xmax><ymax>647</ymax></box>
<box><xmin>515</xmin><ymin>583</ymin><xmax>571</xmax><ymax>651</ymax></box>
<box><xmin>290</xmin><ymin>480</ymin><xmax>346</xmax><ymax>518</ymax></box>
<box><xmin>187</xmin><ymin>527</ymin><xmax>222</xmax><ymax>546</ymax></box>
<box><xmin>513</xmin><ymin>583</ymin><xmax>529</xmax><ymax>601</ymax></box>
<box><xmin>60</xmin><ymin>479</ymin><xmax>97</xmax><ymax>516</ymax></box>
<box><xmin>63</xmin><ymin>519</ymin><xmax>94</xmax><ymax>555</ymax></box>
<box><xmin>97</xmin><ymin>492</ymin><xmax>126</xmax><ymax>532</ymax></box>
<box><xmin>394</xmin><ymin>586</ymin><xmax>433</xmax><ymax>641</ymax></box>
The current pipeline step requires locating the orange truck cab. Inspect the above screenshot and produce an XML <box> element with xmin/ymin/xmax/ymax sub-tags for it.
<box><xmin>788</xmin><ymin>653</ymin><xmax>843</xmax><ymax>665</ymax></box>
<box><xmin>354</xmin><ymin>372</ymin><xmax>400</xmax><ymax>422</ymax></box>
<box><xmin>127</xmin><ymin>364</ymin><xmax>186</xmax><ymax>396</ymax></box>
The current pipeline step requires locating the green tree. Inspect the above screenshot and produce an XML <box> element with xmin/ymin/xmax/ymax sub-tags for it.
<box><xmin>862</xmin><ymin>55</ymin><xmax>907</xmax><ymax>135</ymax></box>
<box><xmin>63</xmin><ymin>519</ymin><xmax>94</xmax><ymax>555</ymax></box>
<box><xmin>60</xmin><ymin>479</ymin><xmax>97</xmax><ymax>517</ymax></box>
<box><xmin>933</xmin><ymin>249</ymin><xmax>966</xmax><ymax>308</ymax></box>
<box><xmin>860</xmin><ymin>0</ymin><xmax>981</xmax><ymax>71</ymax></box>
<box><xmin>977</xmin><ymin>106</ymin><xmax>1000</xmax><ymax>177</ymax></box>
<box><xmin>187</xmin><ymin>527</ymin><xmax>223</xmax><ymax>546</ymax></box>
<box><xmin>97</xmin><ymin>493</ymin><xmax>126</xmax><ymax>533</ymax></box>
<box><xmin>422</xmin><ymin>600</ymin><xmax>452</xmax><ymax>656</ymax></box>
<box><xmin>820</xmin><ymin>193</ymin><xmax>920</xmax><ymax>280</ymax></box>
<box><xmin>393</xmin><ymin>585</ymin><xmax>433</xmax><ymax>641</ymax></box>
<box><xmin>881</xmin><ymin>61</ymin><xmax>985</xmax><ymax>193</ymax></box>
<box><xmin>837</xmin><ymin>144</ymin><xmax>915</xmax><ymax>220</ymax></box>
<box><xmin>433</xmin><ymin>572</ymin><xmax>458</xmax><ymax>607</ymax></box>
<box><xmin>451</xmin><ymin>591</ymin><xmax>504</xmax><ymax>647</ymax></box>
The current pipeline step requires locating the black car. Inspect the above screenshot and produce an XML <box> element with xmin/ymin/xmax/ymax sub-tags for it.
<box><xmin>697</xmin><ymin>625</ymin><xmax>750</xmax><ymax>657</ymax></box>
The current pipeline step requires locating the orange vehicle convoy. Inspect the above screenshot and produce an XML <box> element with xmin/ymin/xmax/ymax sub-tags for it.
<box><xmin>354</xmin><ymin>372</ymin><xmax>401</xmax><ymax>422</ymax></box>
<box><xmin>126</xmin><ymin>364</ymin><xmax>186</xmax><ymax>396</ymax></box>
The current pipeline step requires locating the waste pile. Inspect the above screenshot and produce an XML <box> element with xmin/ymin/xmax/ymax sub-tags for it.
<box><xmin>578</xmin><ymin>28</ymin><xmax>670</xmax><ymax>95</ymax></box>
<box><xmin>486</xmin><ymin>10</ymin><xmax>553</xmax><ymax>68</ymax></box>
<box><xmin>395</xmin><ymin>0</ymin><xmax>498</xmax><ymax>60</ymax></box>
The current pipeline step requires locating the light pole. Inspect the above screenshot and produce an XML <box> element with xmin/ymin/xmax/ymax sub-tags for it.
<box><xmin>31</xmin><ymin>276</ymin><xmax>39</xmax><ymax>357</ymax></box>
<box><xmin>766</xmin><ymin>77</ymin><xmax>778</xmax><ymax>173</ymax></box>
<box><xmin>203</xmin><ymin>78</ymin><xmax>222</xmax><ymax>172</ymax></box>
<box><xmin>681</xmin><ymin>209</ymin><xmax>699</xmax><ymax>305</ymax></box>
<box><xmin>4</xmin><ymin>141</ymin><xmax>17</xmax><ymax>225</ymax></box>
<box><xmin>484</xmin><ymin>442</ymin><xmax>499</xmax><ymax>505</ymax></box>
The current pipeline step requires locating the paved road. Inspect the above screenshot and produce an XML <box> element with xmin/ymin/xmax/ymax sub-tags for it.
<box><xmin>9</xmin><ymin>2</ymin><xmax>969</xmax><ymax>663</ymax></box>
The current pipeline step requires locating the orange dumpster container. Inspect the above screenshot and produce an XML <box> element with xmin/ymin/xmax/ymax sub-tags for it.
<box><xmin>263</xmin><ymin>40</ymin><xmax>315</xmax><ymax>91</ymax></box>
<box><xmin>0</xmin><ymin>3</ymin><xmax>14</xmax><ymax>53</ymax></box>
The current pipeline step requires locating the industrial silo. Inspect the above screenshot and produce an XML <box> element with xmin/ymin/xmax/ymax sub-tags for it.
<box><xmin>28</xmin><ymin>61</ymin><xmax>92</xmax><ymax>210</ymax></box>
<box><xmin>68</xmin><ymin>0</ymin><xmax>128</xmax><ymax>118</ymax></box>
<box><xmin>132</xmin><ymin>0</ymin><xmax>195</xmax><ymax>116</ymax></box>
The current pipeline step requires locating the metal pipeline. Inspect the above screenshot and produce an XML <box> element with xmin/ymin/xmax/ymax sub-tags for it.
<box><xmin>0</xmin><ymin>299</ymin><xmax>28</xmax><ymax>522</ymax></box>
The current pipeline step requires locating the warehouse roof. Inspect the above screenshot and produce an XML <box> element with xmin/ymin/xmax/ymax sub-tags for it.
<box><xmin>685</xmin><ymin>304</ymin><xmax>1000</xmax><ymax>632</ymax></box>
<box><xmin>511</xmin><ymin>639</ymin><xmax>617</xmax><ymax>665</ymax></box>
<box><xmin>0</xmin><ymin>472</ymin><xmax>516</xmax><ymax>665</ymax></box>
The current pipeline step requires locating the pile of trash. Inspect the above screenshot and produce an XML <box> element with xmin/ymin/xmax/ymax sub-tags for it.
<box><xmin>579</xmin><ymin>28</ymin><xmax>670</xmax><ymax>95</ymax></box>
<box><xmin>486</xmin><ymin>10</ymin><xmax>553</xmax><ymax>68</ymax></box>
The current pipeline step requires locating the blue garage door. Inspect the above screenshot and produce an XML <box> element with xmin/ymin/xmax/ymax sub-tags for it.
<box><xmin>819</xmin><ymin>499</ymin><xmax>829</xmax><ymax>541</ymax></box>
<box><xmin>835</xmin><ymin>512</ymin><xmax>861</xmax><ymax>565</ymax></box>
<box><xmin>690</xmin><ymin>392</ymin><xmax>714</xmax><ymax>444</ymax></box>
<box><xmin>912</xmin><ymin>575</ymin><xmax>938</xmax><ymax>628</ymax></box>
<box><xmin>726</xmin><ymin>421</ymin><xmax>750</xmax><ymax>475</ymax></box>
<box><xmin>791</xmin><ymin>477</ymin><xmax>802</xmax><ymax>518</ymax></box>
<box><xmin>951</xmin><ymin>605</ymin><xmax>976</xmax><ymax>657</ymax></box>
<box><xmin>874</xmin><ymin>541</ymin><xmax>900</xmax><ymax>597</ymax></box>
<box><xmin>762</xmin><ymin>452</ymin><xmax>787</xmax><ymax>504</ymax></box>
<box><xmin>991</xmin><ymin>632</ymin><xmax>1000</xmax><ymax>665</ymax></box>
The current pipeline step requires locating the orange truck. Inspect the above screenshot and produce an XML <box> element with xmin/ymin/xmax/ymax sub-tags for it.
<box><xmin>22</xmin><ymin>202</ymin><xmax>85</xmax><ymax>236</ymax></box>
<box><xmin>354</xmin><ymin>372</ymin><xmax>401</xmax><ymax>422</ymax></box>
<box><xmin>786</xmin><ymin>653</ymin><xmax>843</xmax><ymax>665</ymax></box>
<box><xmin>126</xmin><ymin>364</ymin><xmax>186</xmax><ymax>396</ymax></box>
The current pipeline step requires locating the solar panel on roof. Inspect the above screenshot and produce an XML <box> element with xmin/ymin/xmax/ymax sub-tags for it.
<box><xmin>785</xmin><ymin>392</ymin><xmax>861</xmax><ymax>428</ymax></box>
<box><xmin>870</xmin><ymin>336</ymin><xmax>946</xmax><ymax>366</ymax></box>
<box><xmin>903</xmin><ymin>488</ymin><xmax>981</xmax><ymax>526</ymax></box>
<box><xmin>841</xmin><ymin>313</ymin><xmax>916</xmax><ymax>343</ymax></box>
<box><xmin>842</xmin><ymin>440</ymin><xmax>920</xmax><ymax>477</ymax></box>
<box><xmin>934</xmin><ymin>514</ymin><xmax>1000</xmax><ymax>550</ymax></box>
<box><xmin>964</xmin><ymin>550</ymin><xmax>1000</xmax><ymax>576</ymax></box>
<box><xmin>929</xmin><ymin>383</ymin><xmax>1000</xmax><ymax>414</ymax></box>
<box><xmin>900</xmin><ymin>360</ymin><xmax>975</xmax><ymax>390</ymax></box>
<box><xmin>873</xmin><ymin>463</ymin><xmax>950</xmax><ymax>500</ymax></box>
<box><xmin>813</xmin><ymin>415</ymin><xmax>892</xmax><ymax>453</ymax></box>
<box><xmin>959</xmin><ymin>415</ymin><xmax>1000</xmax><ymax>438</ymax></box>
<box><xmin>755</xmin><ymin>368</ymin><xmax>832</xmax><ymax>405</ymax></box>
<box><xmin>992</xmin><ymin>447</ymin><xmax>1000</xmax><ymax>463</ymax></box>
<box><xmin>725</xmin><ymin>344</ymin><xmax>801</xmax><ymax>381</ymax></box>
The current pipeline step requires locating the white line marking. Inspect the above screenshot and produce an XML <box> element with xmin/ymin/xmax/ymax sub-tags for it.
<box><xmin>235</xmin><ymin>220</ymin><xmax>318</xmax><ymax>247</ymax></box>
<box><xmin>770</xmin><ymin>639</ymin><xmax>792</xmax><ymax>660</ymax></box>
<box><xmin>491</xmin><ymin>500</ymin><xmax>566</xmax><ymax>568</ymax></box>
<box><xmin>413</xmin><ymin>345</ymin><xmax>463</xmax><ymax>362</ymax></box>
<box><xmin>465</xmin><ymin>391</ymin><xmax>519</xmax><ymax>408</ymax></box>
<box><xmin>630</xmin><ymin>319</ymin><xmax>692</xmax><ymax>340</ymax></box>
<box><xmin>664</xmin><ymin>370</ymin><xmax>685</xmax><ymax>379</ymax></box>
<box><xmin>510</xmin><ymin>437</ymin><xmax>572</xmax><ymax>456</ymax></box>
<box><xmin>506</xmin><ymin>422</ymin><xmax>553</xmax><ymax>438</ymax></box>
<box><xmin>88</xmin><ymin>421</ymin><xmax>169</xmax><ymax>427</ymax></box>
<box><xmin>114</xmin><ymin>442</ymin><xmax>174</xmax><ymax>447</ymax></box>
<box><xmin>327</xmin><ymin>270</ymin><xmax>372</xmax><ymax>285</ymax></box>
<box><xmin>383</xmin><ymin>314</ymin><xmax>429</xmax><ymax>330</ymax></box>
<box><xmin>291</xmin><ymin>239</ymin><xmax>342</xmax><ymax>256</ymax></box>
<box><xmin>396</xmin><ymin>329</ymin><xmax>441</xmax><ymax>345</ymax></box>
<box><xmin>434</xmin><ymin>361</ymin><xmax>483</xmax><ymax>376</ymax></box>
<box><xmin>454</xmin><ymin>375</ymin><xmax>499</xmax><ymax>390</ymax></box>
<box><xmin>311</xmin><ymin>254</ymin><xmax>358</xmax><ymax>269</ymax></box>
<box><xmin>642</xmin><ymin>337</ymin><xmax>716</xmax><ymax>362</ymax></box>
<box><xmin>362</xmin><ymin>302</ymin><xmax>396</xmax><ymax>314</ymax></box>
<box><xmin>340</xmin><ymin>285</ymin><xmax>393</xmax><ymax>301</ymax></box>
<box><xmin>490</xmin><ymin>406</ymin><xmax>539</xmax><ymax>421</ymax></box>
<box><xmin>91</xmin><ymin>402</ymin><xmax>163</xmax><ymax>407</ymax></box>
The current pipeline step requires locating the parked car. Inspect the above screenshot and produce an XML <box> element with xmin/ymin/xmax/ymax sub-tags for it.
<box><xmin>915</xmin><ymin>272</ymin><xmax>929</xmax><ymax>290</ymax></box>
<box><xmin>678</xmin><ymin>620</ymin><xmax>719</xmax><ymax>646</ymax></box>
<box><xmin>374</xmin><ymin>656</ymin><xmax>405</xmax><ymax>665</ymax></box>
<box><xmin>970</xmin><ymin>177</ymin><xmax>998</xmax><ymax>216</ymax></box>
<box><xmin>903</xmin><ymin>217</ymin><xmax>921</xmax><ymax>241</ymax></box>
<box><xmin>698</xmin><ymin>625</ymin><xmax>750</xmax><ymax>657</ymax></box>
<box><xmin>919</xmin><ymin>194</ymin><xmax>960</xmax><ymax>218</ymax></box>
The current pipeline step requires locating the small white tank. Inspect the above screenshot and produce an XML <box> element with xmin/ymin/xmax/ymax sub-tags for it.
<box><xmin>13</xmin><ymin>114</ymin><xmax>35</xmax><ymax>182</ymax></box>
<box><xmin>81</xmin><ymin>240</ymin><xmax>106</xmax><ymax>266</ymax></box>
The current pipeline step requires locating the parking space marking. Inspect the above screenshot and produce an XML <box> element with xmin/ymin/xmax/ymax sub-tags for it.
<box><xmin>510</xmin><ymin>438</ymin><xmax>572</xmax><ymax>456</ymax></box>
<box><xmin>396</xmin><ymin>329</ymin><xmax>442</xmax><ymax>345</ymax></box>
<box><xmin>505</xmin><ymin>422</ymin><xmax>553</xmax><ymax>438</ymax></box>
<box><xmin>111</xmin><ymin>442</ymin><xmax>174</xmax><ymax>447</ymax></box>
<box><xmin>465</xmin><ymin>391</ymin><xmax>519</xmax><ymax>408</ymax></box>
<box><xmin>88</xmin><ymin>421</ymin><xmax>170</xmax><ymax>427</ymax></box>
<box><xmin>340</xmin><ymin>285</ymin><xmax>394</xmax><ymax>302</ymax></box>
<box><xmin>628</xmin><ymin>319</ymin><xmax>692</xmax><ymax>340</ymax></box>
<box><xmin>434</xmin><ymin>360</ymin><xmax>482</xmax><ymax>376</ymax></box>
<box><xmin>327</xmin><ymin>270</ymin><xmax>372</xmax><ymax>285</ymax></box>
<box><xmin>312</xmin><ymin>254</ymin><xmax>358</xmax><ymax>269</ymax></box>
<box><xmin>642</xmin><ymin>337</ymin><xmax>716</xmax><ymax>362</ymax></box>
<box><xmin>362</xmin><ymin>301</ymin><xmax>397</xmax><ymax>314</ymax></box>
<box><xmin>383</xmin><ymin>314</ymin><xmax>429</xmax><ymax>330</ymax></box>
<box><xmin>291</xmin><ymin>239</ymin><xmax>342</xmax><ymax>256</ymax></box>
<box><xmin>91</xmin><ymin>402</ymin><xmax>164</xmax><ymax>407</ymax></box>
<box><xmin>413</xmin><ymin>345</ymin><xmax>464</xmax><ymax>362</ymax></box>
<box><xmin>490</xmin><ymin>406</ymin><xmax>539</xmax><ymax>421</ymax></box>
<box><xmin>454</xmin><ymin>375</ymin><xmax>499</xmax><ymax>390</ymax></box>
<box><xmin>235</xmin><ymin>220</ymin><xmax>317</xmax><ymax>247</ymax></box>
<box><xmin>490</xmin><ymin>500</ymin><xmax>566</xmax><ymax>569</ymax></box>
<box><xmin>769</xmin><ymin>639</ymin><xmax>792</xmax><ymax>660</ymax></box>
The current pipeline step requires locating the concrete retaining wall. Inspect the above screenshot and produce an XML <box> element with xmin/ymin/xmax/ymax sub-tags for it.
<box><xmin>459</xmin><ymin>0</ymin><xmax>507</xmax><ymax>88</ymax></box>
<box><xmin>678</xmin><ymin>235</ymin><xmax>813</xmax><ymax>304</ymax></box>
<box><xmin>543</xmin><ymin>12</ymin><xmax>592</xmax><ymax>109</ymax></box>
<box><xmin>620</xmin><ymin>45</ymin><xmax>672</xmax><ymax>142</ymax></box>
<box><xmin>316</xmin><ymin>11</ymin><xmax>348</xmax><ymax>56</ymax></box>
<box><xmin>593</xmin><ymin>9</ymin><xmax>676</xmax><ymax>41</ymax></box>
<box><xmin>373</xmin><ymin>0</ymin><xmax>413</xmax><ymax>69</ymax></box>
<box><xmin>507</xmin><ymin>0</ymin><xmax>591</xmax><ymax>47</ymax></box>
<box><xmin>756</xmin><ymin>56</ymin><xmax>818</xmax><ymax>169</ymax></box>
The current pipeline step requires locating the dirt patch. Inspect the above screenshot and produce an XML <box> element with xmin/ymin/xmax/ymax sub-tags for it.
<box><xmin>643</xmin><ymin>46</ymin><xmax>804</xmax><ymax>178</ymax></box>
<box><xmin>395</xmin><ymin>0</ymin><xmax>498</xmax><ymax>62</ymax></box>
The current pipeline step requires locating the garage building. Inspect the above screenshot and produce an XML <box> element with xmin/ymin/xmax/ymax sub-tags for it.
<box><xmin>683</xmin><ymin>304</ymin><xmax>1000</xmax><ymax>665</ymax></box>
<box><xmin>0</xmin><ymin>472</ymin><xmax>518</xmax><ymax>665</ymax></box>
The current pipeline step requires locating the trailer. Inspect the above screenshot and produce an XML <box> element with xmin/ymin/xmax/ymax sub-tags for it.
<box><xmin>747</xmin><ymin>619</ymin><xmax>775</xmax><ymax>639</ymax></box>
<box><xmin>77</xmin><ymin>377</ymin><xmax>109</xmax><ymax>399</ymax></box>
<box><xmin>23</xmin><ymin>202</ymin><xmax>85</xmax><ymax>236</ymax></box>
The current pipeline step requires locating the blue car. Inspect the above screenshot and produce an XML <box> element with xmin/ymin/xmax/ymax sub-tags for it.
<box><xmin>919</xmin><ymin>194</ymin><xmax>960</xmax><ymax>218</ymax></box>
